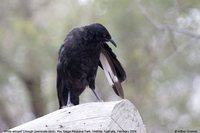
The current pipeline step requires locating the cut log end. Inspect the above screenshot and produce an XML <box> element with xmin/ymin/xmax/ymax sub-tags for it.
<box><xmin>9</xmin><ymin>100</ymin><xmax>146</xmax><ymax>133</ymax></box>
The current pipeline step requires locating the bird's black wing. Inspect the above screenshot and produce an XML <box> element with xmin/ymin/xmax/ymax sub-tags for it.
<box><xmin>57</xmin><ymin>61</ymin><xmax>63</xmax><ymax>108</ymax></box>
<box><xmin>99</xmin><ymin>43</ymin><xmax>126</xmax><ymax>98</ymax></box>
<box><xmin>57</xmin><ymin>44</ymin><xmax>68</xmax><ymax>109</ymax></box>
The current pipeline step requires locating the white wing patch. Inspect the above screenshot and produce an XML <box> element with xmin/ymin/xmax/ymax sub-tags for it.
<box><xmin>100</xmin><ymin>52</ymin><xmax>119</xmax><ymax>86</ymax></box>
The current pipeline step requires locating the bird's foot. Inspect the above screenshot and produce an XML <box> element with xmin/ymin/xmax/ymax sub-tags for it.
<box><xmin>61</xmin><ymin>106</ymin><xmax>67</xmax><ymax>109</ymax></box>
<box><xmin>97</xmin><ymin>99</ymin><xmax>104</xmax><ymax>102</ymax></box>
<box><xmin>60</xmin><ymin>103</ymin><xmax>74</xmax><ymax>109</ymax></box>
<box><xmin>67</xmin><ymin>103</ymin><xmax>74</xmax><ymax>107</ymax></box>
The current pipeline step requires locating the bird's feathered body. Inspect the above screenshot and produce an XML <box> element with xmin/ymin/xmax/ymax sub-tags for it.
<box><xmin>57</xmin><ymin>23</ymin><xmax>126</xmax><ymax>109</ymax></box>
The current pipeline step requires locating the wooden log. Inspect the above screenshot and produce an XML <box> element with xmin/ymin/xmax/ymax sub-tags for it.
<box><xmin>8</xmin><ymin>99</ymin><xmax>146</xmax><ymax>133</ymax></box>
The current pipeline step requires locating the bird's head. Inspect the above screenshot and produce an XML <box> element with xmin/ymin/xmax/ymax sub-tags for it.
<box><xmin>85</xmin><ymin>23</ymin><xmax>117</xmax><ymax>47</ymax></box>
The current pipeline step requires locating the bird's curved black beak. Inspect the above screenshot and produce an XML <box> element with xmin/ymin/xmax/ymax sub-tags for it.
<box><xmin>109</xmin><ymin>39</ymin><xmax>117</xmax><ymax>47</ymax></box>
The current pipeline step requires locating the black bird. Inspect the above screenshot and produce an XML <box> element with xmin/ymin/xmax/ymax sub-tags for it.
<box><xmin>57</xmin><ymin>23</ymin><xmax>126</xmax><ymax>109</ymax></box>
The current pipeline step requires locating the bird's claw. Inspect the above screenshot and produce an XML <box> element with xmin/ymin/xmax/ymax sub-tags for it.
<box><xmin>98</xmin><ymin>99</ymin><xmax>104</xmax><ymax>102</ymax></box>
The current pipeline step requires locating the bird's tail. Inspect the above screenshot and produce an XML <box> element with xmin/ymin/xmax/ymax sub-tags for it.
<box><xmin>99</xmin><ymin>43</ymin><xmax>126</xmax><ymax>98</ymax></box>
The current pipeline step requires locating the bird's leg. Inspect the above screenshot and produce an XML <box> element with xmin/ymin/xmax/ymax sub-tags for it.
<box><xmin>60</xmin><ymin>90</ymin><xmax>74</xmax><ymax>109</ymax></box>
<box><xmin>91</xmin><ymin>89</ymin><xmax>104</xmax><ymax>102</ymax></box>
<box><xmin>67</xmin><ymin>89</ymin><xmax>74</xmax><ymax>107</ymax></box>
<box><xmin>89</xmin><ymin>79</ymin><xmax>104</xmax><ymax>102</ymax></box>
